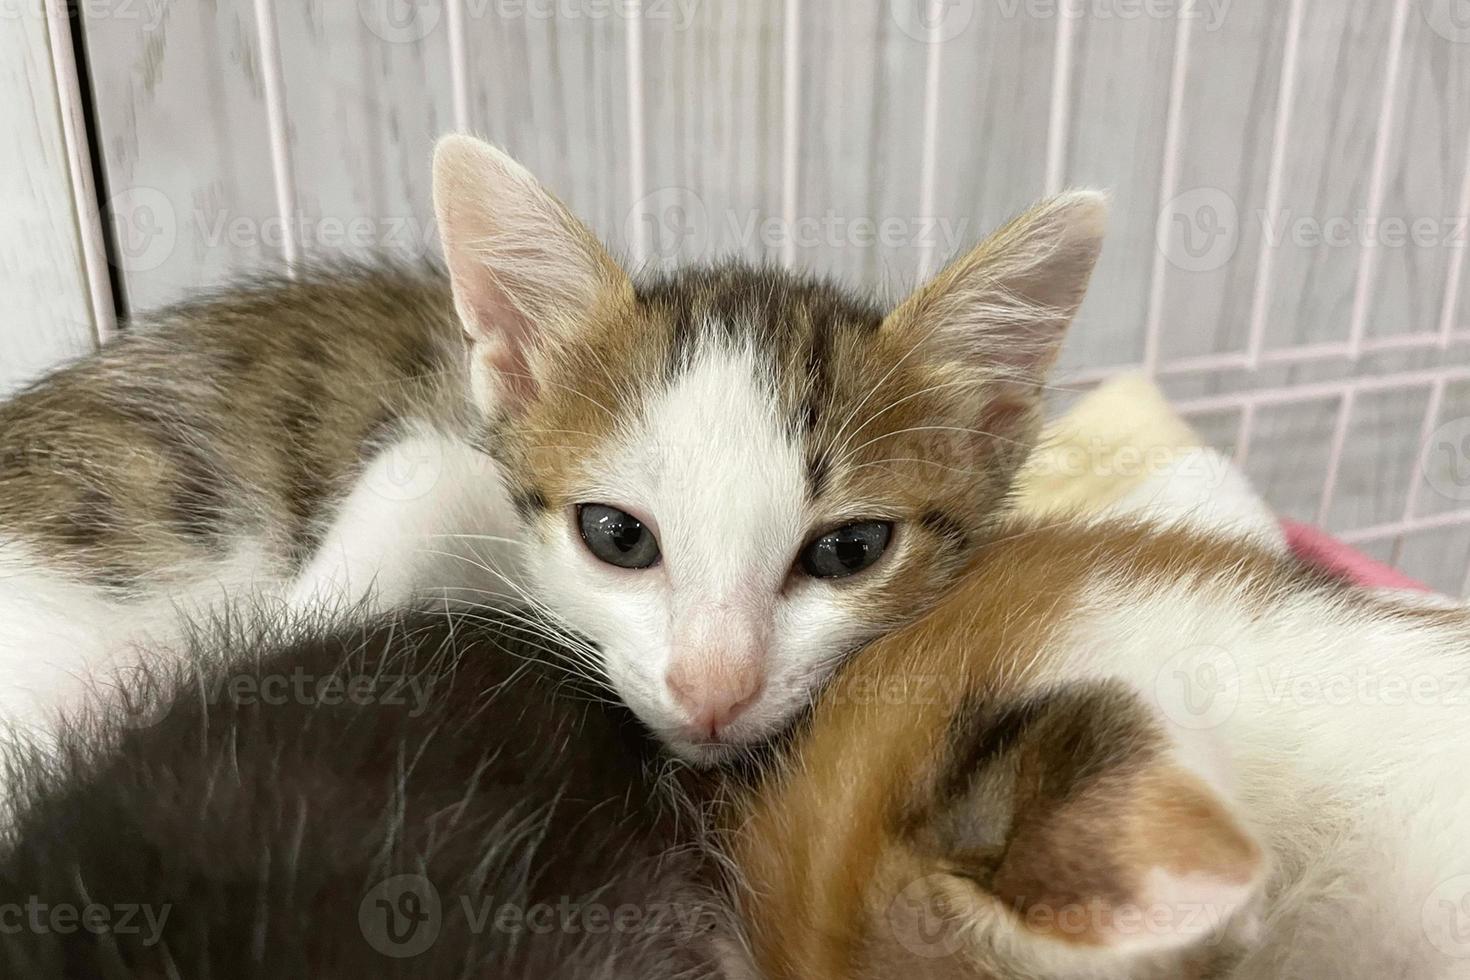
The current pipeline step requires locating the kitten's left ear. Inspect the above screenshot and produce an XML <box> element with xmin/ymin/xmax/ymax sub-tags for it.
<box><xmin>433</xmin><ymin>134</ymin><xmax>633</xmax><ymax>411</ymax></box>
<box><xmin>897</xmin><ymin>681</ymin><xmax>1264</xmax><ymax>975</ymax></box>
<box><xmin>882</xmin><ymin>191</ymin><xmax>1107</xmax><ymax>426</ymax></box>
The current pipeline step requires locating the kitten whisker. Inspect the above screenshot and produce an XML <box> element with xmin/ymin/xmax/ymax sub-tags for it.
<box><xmin>493</xmin><ymin>368</ymin><xmax>620</xmax><ymax>421</ymax></box>
<box><xmin>845</xmin><ymin>458</ymin><xmax>983</xmax><ymax>478</ymax></box>
<box><xmin>827</xmin><ymin>377</ymin><xmax>985</xmax><ymax>461</ymax></box>
<box><xmin>425</xmin><ymin>532</ymin><xmax>528</xmax><ymax>547</ymax></box>
<box><xmin>833</xmin><ymin>423</ymin><xmax>1032</xmax><ymax>470</ymax></box>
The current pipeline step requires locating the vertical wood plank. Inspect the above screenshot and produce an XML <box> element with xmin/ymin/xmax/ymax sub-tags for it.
<box><xmin>925</xmin><ymin>2</ymin><xmax>1057</xmax><ymax>285</ymax></box>
<box><xmin>275</xmin><ymin>0</ymin><xmax>454</xmax><ymax>264</ymax></box>
<box><xmin>790</xmin><ymin>1</ymin><xmax>930</xmax><ymax>291</ymax></box>
<box><xmin>82</xmin><ymin>0</ymin><xmax>280</xmax><ymax>311</ymax></box>
<box><xmin>462</xmin><ymin>3</ymin><xmax>635</xmax><ymax>252</ymax></box>
<box><xmin>1322</xmin><ymin>385</ymin><xmax>1432</xmax><ymax>532</ymax></box>
<box><xmin>1258</xmin><ymin>0</ymin><xmax>1393</xmax><ymax>351</ymax></box>
<box><xmin>1368</xmin><ymin>0</ymin><xmax>1470</xmax><ymax>340</ymax></box>
<box><xmin>639</xmin><ymin>0</ymin><xmax>784</xmax><ymax>268</ymax></box>
<box><xmin>1406</xmin><ymin>376</ymin><xmax>1470</xmax><ymax>519</ymax></box>
<box><xmin>1</xmin><ymin>8</ymin><xmax>99</xmax><ymax>393</ymax></box>
<box><xmin>1056</xmin><ymin>6</ymin><xmax>1177</xmax><ymax>374</ymax></box>
<box><xmin>1153</xmin><ymin>0</ymin><xmax>1292</xmax><ymax>362</ymax></box>
<box><xmin>1395</xmin><ymin>523</ymin><xmax>1470</xmax><ymax>596</ymax></box>
<box><xmin>1240</xmin><ymin>395</ymin><xmax>1340</xmax><ymax>521</ymax></box>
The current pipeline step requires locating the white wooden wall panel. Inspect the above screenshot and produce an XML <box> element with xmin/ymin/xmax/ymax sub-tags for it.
<box><xmin>274</xmin><ymin>0</ymin><xmax>454</xmax><ymax>266</ymax></box>
<box><xmin>1153</xmin><ymin>1</ymin><xmax>1291</xmax><ymax>363</ymax></box>
<box><xmin>1242</xmin><ymin>396</ymin><xmax>1339</xmax><ymax>521</ymax></box>
<box><xmin>837</xmin><ymin>5</ymin><xmax>930</xmax><ymax>291</ymax></box>
<box><xmin>1410</xmin><ymin>375</ymin><xmax>1470</xmax><ymax>520</ymax></box>
<box><xmin>640</xmin><ymin>0</ymin><xmax>784</xmax><ymax>267</ymax></box>
<box><xmin>463</xmin><ymin>6</ymin><xmax>633</xmax><ymax>251</ymax></box>
<box><xmin>792</xmin><ymin>2</ymin><xmax>920</xmax><ymax>288</ymax></box>
<box><xmin>1397</xmin><ymin>523</ymin><xmax>1470</xmax><ymax>596</ymax></box>
<box><xmin>927</xmin><ymin>3</ymin><xmax>1055</xmax><ymax>282</ymax></box>
<box><xmin>1259</xmin><ymin>0</ymin><xmax>1393</xmax><ymax>352</ymax></box>
<box><xmin>1366</xmin><ymin>0</ymin><xmax>1470</xmax><ymax>342</ymax></box>
<box><xmin>4</xmin><ymin>0</ymin><xmax>1467</xmax><ymax>588</ymax></box>
<box><xmin>1324</xmin><ymin>386</ymin><xmax>1433</xmax><ymax>532</ymax></box>
<box><xmin>1055</xmin><ymin>7</ymin><xmax>1177</xmax><ymax>373</ymax></box>
<box><xmin>81</xmin><ymin>1</ymin><xmax>281</xmax><ymax>312</ymax></box>
<box><xmin>1</xmin><ymin>8</ymin><xmax>102</xmax><ymax>396</ymax></box>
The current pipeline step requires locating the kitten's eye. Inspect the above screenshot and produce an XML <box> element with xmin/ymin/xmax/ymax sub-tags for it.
<box><xmin>577</xmin><ymin>504</ymin><xmax>661</xmax><ymax>569</ymax></box>
<box><xmin>798</xmin><ymin>521</ymin><xmax>892</xmax><ymax>579</ymax></box>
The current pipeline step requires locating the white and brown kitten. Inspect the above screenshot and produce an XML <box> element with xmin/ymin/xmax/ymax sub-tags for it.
<box><xmin>0</xmin><ymin>134</ymin><xmax>1105</xmax><ymax>762</ymax></box>
<box><xmin>736</xmin><ymin>515</ymin><xmax>1470</xmax><ymax>979</ymax></box>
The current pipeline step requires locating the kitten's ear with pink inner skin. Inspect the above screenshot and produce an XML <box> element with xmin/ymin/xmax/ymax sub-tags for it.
<box><xmin>910</xmin><ymin>681</ymin><xmax>1266</xmax><ymax>976</ymax></box>
<box><xmin>432</xmin><ymin>134</ymin><xmax>632</xmax><ymax>413</ymax></box>
<box><xmin>881</xmin><ymin>192</ymin><xmax>1108</xmax><ymax>437</ymax></box>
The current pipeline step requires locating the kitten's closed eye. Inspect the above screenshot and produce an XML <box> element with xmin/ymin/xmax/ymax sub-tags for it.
<box><xmin>578</xmin><ymin>503</ymin><xmax>661</xmax><ymax>569</ymax></box>
<box><xmin>798</xmin><ymin>521</ymin><xmax>892</xmax><ymax>579</ymax></box>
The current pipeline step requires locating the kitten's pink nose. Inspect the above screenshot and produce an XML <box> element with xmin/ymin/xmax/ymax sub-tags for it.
<box><xmin>665</xmin><ymin>658</ymin><xmax>765</xmax><ymax>737</ymax></box>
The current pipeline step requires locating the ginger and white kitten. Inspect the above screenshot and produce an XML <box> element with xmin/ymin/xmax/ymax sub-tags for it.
<box><xmin>737</xmin><ymin>512</ymin><xmax>1470</xmax><ymax>978</ymax></box>
<box><xmin>0</xmin><ymin>133</ymin><xmax>1105</xmax><ymax>761</ymax></box>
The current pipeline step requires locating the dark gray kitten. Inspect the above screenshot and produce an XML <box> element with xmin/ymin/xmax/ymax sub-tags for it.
<box><xmin>0</xmin><ymin>609</ymin><xmax>739</xmax><ymax>978</ymax></box>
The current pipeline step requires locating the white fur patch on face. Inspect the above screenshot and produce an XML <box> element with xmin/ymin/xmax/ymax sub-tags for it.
<box><xmin>526</xmin><ymin>331</ymin><xmax>863</xmax><ymax>755</ymax></box>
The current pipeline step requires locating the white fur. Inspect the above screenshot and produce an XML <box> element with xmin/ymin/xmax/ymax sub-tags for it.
<box><xmin>1034</xmin><ymin>448</ymin><xmax>1470</xmax><ymax>975</ymax></box>
<box><xmin>1103</xmin><ymin>446</ymin><xmax>1287</xmax><ymax>554</ymax></box>
<box><xmin>1033</xmin><ymin>566</ymin><xmax>1470</xmax><ymax>978</ymax></box>
<box><xmin>0</xmin><ymin>535</ymin><xmax>280</xmax><ymax>745</ymax></box>
<box><xmin>0</xmin><ymin>429</ymin><xmax>527</xmax><ymax>772</ymax></box>
<box><xmin>523</xmin><ymin>335</ymin><xmax>872</xmax><ymax>756</ymax></box>
<box><xmin>288</xmin><ymin>426</ymin><xmax>525</xmax><ymax>613</ymax></box>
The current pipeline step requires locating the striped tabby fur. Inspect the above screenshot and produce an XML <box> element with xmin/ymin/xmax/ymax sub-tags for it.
<box><xmin>0</xmin><ymin>134</ymin><xmax>1107</xmax><ymax>766</ymax></box>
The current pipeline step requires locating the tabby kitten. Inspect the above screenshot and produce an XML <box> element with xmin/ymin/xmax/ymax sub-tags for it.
<box><xmin>0</xmin><ymin>133</ymin><xmax>1105</xmax><ymax>761</ymax></box>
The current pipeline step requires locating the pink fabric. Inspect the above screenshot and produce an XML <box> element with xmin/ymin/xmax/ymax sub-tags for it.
<box><xmin>1281</xmin><ymin>518</ymin><xmax>1429</xmax><ymax>592</ymax></box>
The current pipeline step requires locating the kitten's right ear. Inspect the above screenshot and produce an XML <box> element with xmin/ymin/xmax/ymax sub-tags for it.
<box><xmin>884</xmin><ymin>191</ymin><xmax>1107</xmax><ymax>384</ymax></box>
<box><xmin>874</xmin><ymin>192</ymin><xmax>1106</xmax><ymax>485</ymax></box>
<box><xmin>432</xmin><ymin>134</ymin><xmax>632</xmax><ymax>411</ymax></box>
<box><xmin>896</xmin><ymin>681</ymin><xmax>1265</xmax><ymax>976</ymax></box>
